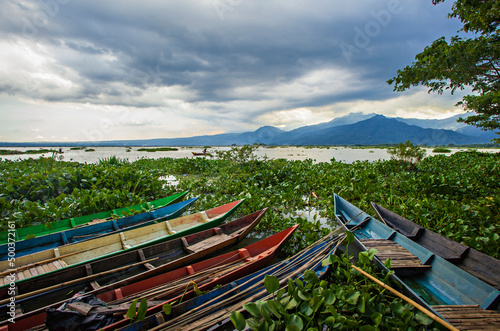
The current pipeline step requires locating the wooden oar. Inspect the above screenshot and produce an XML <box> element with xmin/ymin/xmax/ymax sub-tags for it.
<box><xmin>351</xmin><ymin>265</ymin><xmax>459</xmax><ymax>331</ymax></box>
<box><xmin>0</xmin><ymin>257</ymin><xmax>159</xmax><ymax>305</ymax></box>
<box><xmin>0</xmin><ymin>251</ymin><xmax>80</xmax><ymax>278</ymax></box>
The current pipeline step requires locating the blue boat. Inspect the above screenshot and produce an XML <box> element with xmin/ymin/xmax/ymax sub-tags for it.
<box><xmin>334</xmin><ymin>194</ymin><xmax>500</xmax><ymax>330</ymax></box>
<box><xmin>117</xmin><ymin>232</ymin><xmax>343</xmax><ymax>331</ymax></box>
<box><xmin>0</xmin><ymin>197</ymin><xmax>199</xmax><ymax>260</ymax></box>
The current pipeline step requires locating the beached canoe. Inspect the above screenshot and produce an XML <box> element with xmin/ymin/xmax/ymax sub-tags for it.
<box><xmin>0</xmin><ymin>208</ymin><xmax>266</xmax><ymax>320</ymax></box>
<box><xmin>0</xmin><ymin>191</ymin><xmax>188</xmax><ymax>244</ymax></box>
<box><xmin>371</xmin><ymin>202</ymin><xmax>500</xmax><ymax>290</ymax></box>
<box><xmin>121</xmin><ymin>230</ymin><xmax>344</xmax><ymax>331</ymax></box>
<box><xmin>97</xmin><ymin>224</ymin><xmax>298</xmax><ymax>331</ymax></box>
<box><xmin>335</xmin><ymin>194</ymin><xmax>500</xmax><ymax>330</ymax></box>
<box><xmin>0</xmin><ymin>197</ymin><xmax>198</xmax><ymax>260</ymax></box>
<box><xmin>0</xmin><ymin>199</ymin><xmax>244</xmax><ymax>285</ymax></box>
<box><xmin>2</xmin><ymin>223</ymin><xmax>297</xmax><ymax>331</ymax></box>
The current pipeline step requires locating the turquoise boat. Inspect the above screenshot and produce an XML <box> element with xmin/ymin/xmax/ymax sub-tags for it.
<box><xmin>0</xmin><ymin>197</ymin><xmax>199</xmax><ymax>260</ymax></box>
<box><xmin>0</xmin><ymin>191</ymin><xmax>189</xmax><ymax>244</ymax></box>
<box><xmin>334</xmin><ymin>194</ymin><xmax>500</xmax><ymax>330</ymax></box>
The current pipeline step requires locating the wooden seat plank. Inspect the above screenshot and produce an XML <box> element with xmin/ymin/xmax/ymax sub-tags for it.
<box><xmin>432</xmin><ymin>305</ymin><xmax>500</xmax><ymax>330</ymax></box>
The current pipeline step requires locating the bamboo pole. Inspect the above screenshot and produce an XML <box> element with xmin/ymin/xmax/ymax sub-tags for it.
<box><xmin>0</xmin><ymin>257</ymin><xmax>159</xmax><ymax>305</ymax></box>
<box><xmin>351</xmin><ymin>265</ymin><xmax>459</xmax><ymax>331</ymax></box>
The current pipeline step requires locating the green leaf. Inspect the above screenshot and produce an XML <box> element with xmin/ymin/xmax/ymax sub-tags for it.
<box><xmin>371</xmin><ymin>312</ymin><xmax>383</xmax><ymax>326</ymax></box>
<box><xmin>322</xmin><ymin>289</ymin><xmax>336</xmax><ymax>305</ymax></box>
<box><xmin>344</xmin><ymin>291</ymin><xmax>360</xmax><ymax>305</ymax></box>
<box><xmin>286</xmin><ymin>297</ymin><xmax>298</xmax><ymax>310</ymax></box>
<box><xmin>303</xmin><ymin>270</ymin><xmax>319</xmax><ymax>285</ymax></box>
<box><xmin>288</xmin><ymin>314</ymin><xmax>304</xmax><ymax>330</ymax></box>
<box><xmin>162</xmin><ymin>303</ymin><xmax>173</xmax><ymax>315</ymax></box>
<box><xmin>126</xmin><ymin>298</ymin><xmax>139</xmax><ymax>320</ymax></box>
<box><xmin>265</xmin><ymin>274</ymin><xmax>280</xmax><ymax>294</ymax></box>
<box><xmin>244</xmin><ymin>302</ymin><xmax>261</xmax><ymax>318</ymax></box>
<box><xmin>299</xmin><ymin>301</ymin><xmax>313</xmax><ymax>316</ymax></box>
<box><xmin>136</xmin><ymin>298</ymin><xmax>148</xmax><ymax>321</ymax></box>
<box><xmin>391</xmin><ymin>302</ymin><xmax>405</xmax><ymax>317</ymax></box>
<box><xmin>415</xmin><ymin>312</ymin><xmax>434</xmax><ymax>326</ymax></box>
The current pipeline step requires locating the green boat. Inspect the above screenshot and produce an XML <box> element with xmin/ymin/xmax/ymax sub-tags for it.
<box><xmin>0</xmin><ymin>191</ymin><xmax>188</xmax><ymax>244</ymax></box>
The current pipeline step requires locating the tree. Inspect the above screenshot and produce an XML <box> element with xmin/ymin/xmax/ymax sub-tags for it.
<box><xmin>387</xmin><ymin>140</ymin><xmax>426</xmax><ymax>164</ymax></box>
<box><xmin>387</xmin><ymin>0</ymin><xmax>500</xmax><ymax>142</ymax></box>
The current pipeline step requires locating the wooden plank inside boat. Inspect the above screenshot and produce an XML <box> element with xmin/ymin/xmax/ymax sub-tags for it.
<box><xmin>360</xmin><ymin>239</ymin><xmax>431</xmax><ymax>270</ymax></box>
<box><xmin>432</xmin><ymin>305</ymin><xmax>500</xmax><ymax>330</ymax></box>
<box><xmin>186</xmin><ymin>234</ymin><xmax>231</xmax><ymax>254</ymax></box>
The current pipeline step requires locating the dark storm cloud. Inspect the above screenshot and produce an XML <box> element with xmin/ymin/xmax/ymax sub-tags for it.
<box><xmin>1</xmin><ymin>0</ymin><xmax>464</xmax><ymax>123</ymax></box>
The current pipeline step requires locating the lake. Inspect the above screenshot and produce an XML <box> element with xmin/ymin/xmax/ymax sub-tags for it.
<box><xmin>1</xmin><ymin>146</ymin><xmax>495</xmax><ymax>164</ymax></box>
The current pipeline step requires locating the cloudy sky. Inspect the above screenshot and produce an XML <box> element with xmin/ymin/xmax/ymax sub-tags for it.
<box><xmin>1</xmin><ymin>0</ymin><xmax>468</xmax><ymax>142</ymax></box>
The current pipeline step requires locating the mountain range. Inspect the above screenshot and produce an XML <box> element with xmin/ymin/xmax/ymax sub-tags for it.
<box><xmin>1</xmin><ymin>113</ymin><xmax>498</xmax><ymax>147</ymax></box>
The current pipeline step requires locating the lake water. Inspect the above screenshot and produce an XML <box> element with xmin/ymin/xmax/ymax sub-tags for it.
<box><xmin>1</xmin><ymin>146</ymin><xmax>495</xmax><ymax>164</ymax></box>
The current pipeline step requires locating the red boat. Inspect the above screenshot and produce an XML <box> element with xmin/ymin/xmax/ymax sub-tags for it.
<box><xmin>1</xmin><ymin>224</ymin><xmax>298</xmax><ymax>331</ymax></box>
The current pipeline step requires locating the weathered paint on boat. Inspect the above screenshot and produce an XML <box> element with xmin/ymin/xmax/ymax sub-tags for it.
<box><xmin>0</xmin><ymin>199</ymin><xmax>244</xmax><ymax>284</ymax></box>
<box><xmin>371</xmin><ymin>202</ymin><xmax>500</xmax><ymax>290</ymax></box>
<box><xmin>0</xmin><ymin>208</ymin><xmax>267</xmax><ymax>319</ymax></box>
<box><xmin>0</xmin><ymin>197</ymin><xmax>198</xmax><ymax>261</ymax></box>
<box><xmin>99</xmin><ymin>224</ymin><xmax>298</xmax><ymax>331</ymax></box>
<box><xmin>0</xmin><ymin>191</ymin><xmax>189</xmax><ymax>244</ymax></box>
<box><xmin>0</xmin><ymin>222</ymin><xmax>296</xmax><ymax>331</ymax></box>
<box><xmin>334</xmin><ymin>194</ymin><xmax>500</xmax><ymax>324</ymax></box>
<box><xmin>120</xmin><ymin>231</ymin><xmax>341</xmax><ymax>331</ymax></box>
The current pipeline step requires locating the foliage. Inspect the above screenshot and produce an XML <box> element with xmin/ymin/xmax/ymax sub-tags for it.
<box><xmin>0</xmin><ymin>149</ymin><xmax>58</xmax><ymax>155</ymax></box>
<box><xmin>137</xmin><ymin>147</ymin><xmax>178</xmax><ymax>152</ymax></box>
<box><xmin>126</xmin><ymin>298</ymin><xmax>148</xmax><ymax>322</ymax></box>
<box><xmin>388</xmin><ymin>0</ymin><xmax>500</xmax><ymax>142</ymax></box>
<box><xmin>231</xmin><ymin>237</ymin><xmax>441</xmax><ymax>331</ymax></box>
<box><xmin>1</xmin><ymin>148</ymin><xmax>499</xmax><ymax>259</ymax></box>
<box><xmin>432</xmin><ymin>147</ymin><xmax>451</xmax><ymax>153</ymax></box>
<box><xmin>387</xmin><ymin>140</ymin><xmax>426</xmax><ymax>164</ymax></box>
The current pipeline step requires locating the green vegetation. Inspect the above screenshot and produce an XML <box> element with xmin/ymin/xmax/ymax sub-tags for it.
<box><xmin>432</xmin><ymin>147</ymin><xmax>452</xmax><ymax>153</ymax></box>
<box><xmin>388</xmin><ymin>0</ymin><xmax>500</xmax><ymax>142</ymax></box>
<box><xmin>137</xmin><ymin>147</ymin><xmax>179</xmax><ymax>152</ymax></box>
<box><xmin>0</xmin><ymin>149</ymin><xmax>57</xmax><ymax>155</ymax></box>
<box><xmin>231</xmin><ymin>234</ymin><xmax>439</xmax><ymax>330</ymax></box>
<box><xmin>2</xmin><ymin>146</ymin><xmax>499</xmax><ymax>329</ymax></box>
<box><xmin>85</xmin><ymin>148</ymin><xmax>95</xmax><ymax>152</ymax></box>
<box><xmin>1</xmin><ymin>147</ymin><xmax>499</xmax><ymax>259</ymax></box>
<box><xmin>387</xmin><ymin>140</ymin><xmax>426</xmax><ymax>164</ymax></box>
<box><xmin>69</xmin><ymin>147</ymin><xmax>85</xmax><ymax>150</ymax></box>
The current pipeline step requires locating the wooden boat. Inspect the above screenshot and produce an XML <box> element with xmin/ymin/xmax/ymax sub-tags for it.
<box><xmin>0</xmin><ymin>208</ymin><xmax>267</xmax><ymax>321</ymax></box>
<box><xmin>1</xmin><ymin>223</ymin><xmax>297</xmax><ymax>331</ymax></box>
<box><xmin>335</xmin><ymin>194</ymin><xmax>500</xmax><ymax>330</ymax></box>
<box><xmin>98</xmin><ymin>224</ymin><xmax>298</xmax><ymax>331</ymax></box>
<box><xmin>192</xmin><ymin>152</ymin><xmax>207</xmax><ymax>156</ymax></box>
<box><xmin>0</xmin><ymin>199</ymin><xmax>244</xmax><ymax>285</ymax></box>
<box><xmin>120</xmin><ymin>230</ymin><xmax>344</xmax><ymax>331</ymax></box>
<box><xmin>371</xmin><ymin>202</ymin><xmax>500</xmax><ymax>290</ymax></box>
<box><xmin>0</xmin><ymin>191</ymin><xmax>188</xmax><ymax>244</ymax></box>
<box><xmin>0</xmin><ymin>197</ymin><xmax>199</xmax><ymax>260</ymax></box>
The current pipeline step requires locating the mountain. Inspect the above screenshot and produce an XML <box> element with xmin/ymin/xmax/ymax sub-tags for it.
<box><xmin>396</xmin><ymin>114</ymin><xmax>498</xmax><ymax>140</ymax></box>
<box><xmin>1</xmin><ymin>113</ymin><xmax>496</xmax><ymax>147</ymax></box>
<box><xmin>280</xmin><ymin>115</ymin><xmax>489</xmax><ymax>145</ymax></box>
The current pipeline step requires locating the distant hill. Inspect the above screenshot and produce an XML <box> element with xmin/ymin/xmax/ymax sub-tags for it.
<box><xmin>0</xmin><ymin>113</ymin><xmax>496</xmax><ymax>147</ymax></box>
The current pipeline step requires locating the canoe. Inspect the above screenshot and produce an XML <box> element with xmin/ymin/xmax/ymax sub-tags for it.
<box><xmin>0</xmin><ymin>199</ymin><xmax>244</xmax><ymax>285</ymax></box>
<box><xmin>2</xmin><ymin>223</ymin><xmax>297</xmax><ymax>331</ymax></box>
<box><xmin>0</xmin><ymin>197</ymin><xmax>199</xmax><ymax>260</ymax></box>
<box><xmin>371</xmin><ymin>202</ymin><xmax>500</xmax><ymax>290</ymax></box>
<box><xmin>97</xmin><ymin>224</ymin><xmax>298</xmax><ymax>331</ymax></box>
<box><xmin>335</xmin><ymin>194</ymin><xmax>500</xmax><ymax>330</ymax></box>
<box><xmin>121</xmin><ymin>230</ymin><xmax>344</xmax><ymax>331</ymax></box>
<box><xmin>0</xmin><ymin>191</ymin><xmax>188</xmax><ymax>244</ymax></box>
<box><xmin>0</xmin><ymin>208</ymin><xmax>267</xmax><ymax>321</ymax></box>
<box><xmin>192</xmin><ymin>152</ymin><xmax>207</xmax><ymax>156</ymax></box>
